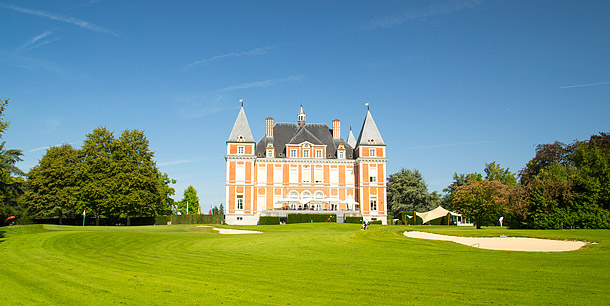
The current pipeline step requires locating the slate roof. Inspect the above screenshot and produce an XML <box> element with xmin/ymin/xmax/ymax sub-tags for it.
<box><xmin>346</xmin><ymin>127</ymin><xmax>357</xmax><ymax>148</ymax></box>
<box><xmin>356</xmin><ymin>110</ymin><xmax>385</xmax><ymax>146</ymax></box>
<box><xmin>227</xmin><ymin>107</ymin><xmax>254</xmax><ymax>142</ymax></box>
<box><xmin>255</xmin><ymin>122</ymin><xmax>355</xmax><ymax>159</ymax></box>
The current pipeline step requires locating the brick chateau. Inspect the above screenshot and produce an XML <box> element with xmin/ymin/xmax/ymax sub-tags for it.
<box><xmin>225</xmin><ymin>104</ymin><xmax>387</xmax><ymax>225</ymax></box>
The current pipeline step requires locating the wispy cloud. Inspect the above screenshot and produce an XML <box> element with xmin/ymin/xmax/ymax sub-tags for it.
<box><xmin>365</xmin><ymin>0</ymin><xmax>483</xmax><ymax>29</ymax></box>
<box><xmin>560</xmin><ymin>81</ymin><xmax>610</xmax><ymax>89</ymax></box>
<box><xmin>1</xmin><ymin>4</ymin><xmax>120</xmax><ymax>37</ymax></box>
<box><xmin>406</xmin><ymin>140</ymin><xmax>495</xmax><ymax>150</ymax></box>
<box><xmin>184</xmin><ymin>46</ymin><xmax>274</xmax><ymax>69</ymax></box>
<box><xmin>177</xmin><ymin>94</ymin><xmax>226</xmax><ymax>118</ymax></box>
<box><xmin>16</xmin><ymin>30</ymin><xmax>55</xmax><ymax>51</ymax></box>
<box><xmin>0</xmin><ymin>50</ymin><xmax>69</xmax><ymax>76</ymax></box>
<box><xmin>220</xmin><ymin>75</ymin><xmax>303</xmax><ymax>92</ymax></box>
<box><xmin>27</xmin><ymin>141</ymin><xmax>81</xmax><ymax>153</ymax></box>
<box><xmin>158</xmin><ymin>160</ymin><xmax>195</xmax><ymax>167</ymax></box>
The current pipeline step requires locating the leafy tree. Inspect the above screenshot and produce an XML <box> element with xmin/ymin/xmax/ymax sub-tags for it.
<box><xmin>484</xmin><ymin>161</ymin><xmax>517</xmax><ymax>186</ymax></box>
<box><xmin>442</xmin><ymin>172</ymin><xmax>482</xmax><ymax>207</ymax></box>
<box><xmin>0</xmin><ymin>98</ymin><xmax>24</xmax><ymax>218</ymax></box>
<box><xmin>387</xmin><ymin>168</ymin><xmax>437</xmax><ymax>217</ymax></box>
<box><xmin>450</xmin><ymin>180</ymin><xmax>511</xmax><ymax>229</ymax></box>
<box><xmin>177</xmin><ymin>185</ymin><xmax>199</xmax><ymax>215</ymax></box>
<box><xmin>24</xmin><ymin>144</ymin><xmax>79</xmax><ymax>224</ymax></box>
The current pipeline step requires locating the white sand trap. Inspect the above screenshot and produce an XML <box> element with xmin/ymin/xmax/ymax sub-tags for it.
<box><xmin>196</xmin><ymin>225</ymin><xmax>262</xmax><ymax>235</ymax></box>
<box><xmin>404</xmin><ymin>231</ymin><xmax>592</xmax><ymax>252</ymax></box>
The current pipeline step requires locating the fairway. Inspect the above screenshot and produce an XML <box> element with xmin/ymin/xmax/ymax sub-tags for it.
<box><xmin>1</xmin><ymin>224</ymin><xmax>608</xmax><ymax>305</ymax></box>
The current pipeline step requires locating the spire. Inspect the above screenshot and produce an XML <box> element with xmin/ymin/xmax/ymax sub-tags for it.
<box><xmin>298</xmin><ymin>104</ymin><xmax>306</xmax><ymax>127</ymax></box>
<box><xmin>227</xmin><ymin>105</ymin><xmax>254</xmax><ymax>142</ymax></box>
<box><xmin>356</xmin><ymin>109</ymin><xmax>385</xmax><ymax>146</ymax></box>
<box><xmin>347</xmin><ymin>126</ymin><xmax>357</xmax><ymax>148</ymax></box>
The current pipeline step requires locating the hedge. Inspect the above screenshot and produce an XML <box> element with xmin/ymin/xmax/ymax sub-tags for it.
<box><xmin>345</xmin><ymin>216</ymin><xmax>364</xmax><ymax>224</ymax></box>
<box><xmin>13</xmin><ymin>214</ymin><xmax>224</xmax><ymax>226</ymax></box>
<box><xmin>165</xmin><ymin>214</ymin><xmax>224</xmax><ymax>225</ymax></box>
<box><xmin>399</xmin><ymin>211</ymin><xmax>423</xmax><ymax>225</ymax></box>
<box><xmin>287</xmin><ymin>213</ymin><xmax>336</xmax><ymax>224</ymax></box>
<box><xmin>259</xmin><ymin>216</ymin><xmax>280</xmax><ymax>225</ymax></box>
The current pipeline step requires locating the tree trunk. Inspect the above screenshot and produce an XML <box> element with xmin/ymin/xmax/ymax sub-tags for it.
<box><xmin>96</xmin><ymin>208</ymin><xmax>100</xmax><ymax>226</ymax></box>
<box><xmin>59</xmin><ymin>210</ymin><xmax>63</xmax><ymax>225</ymax></box>
<box><xmin>476</xmin><ymin>224</ymin><xmax>481</xmax><ymax>229</ymax></box>
<box><xmin>127</xmin><ymin>216</ymin><xmax>131</xmax><ymax>226</ymax></box>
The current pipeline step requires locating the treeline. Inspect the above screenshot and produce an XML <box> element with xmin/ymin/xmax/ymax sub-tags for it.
<box><xmin>23</xmin><ymin>127</ymin><xmax>176</xmax><ymax>225</ymax></box>
<box><xmin>388</xmin><ymin>132</ymin><xmax>610</xmax><ymax>229</ymax></box>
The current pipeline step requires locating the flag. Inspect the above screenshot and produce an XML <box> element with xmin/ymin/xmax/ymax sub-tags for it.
<box><xmin>83</xmin><ymin>210</ymin><xmax>86</xmax><ymax>216</ymax></box>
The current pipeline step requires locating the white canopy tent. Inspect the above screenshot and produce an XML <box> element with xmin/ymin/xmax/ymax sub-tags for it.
<box><xmin>415</xmin><ymin>206</ymin><xmax>461</xmax><ymax>224</ymax></box>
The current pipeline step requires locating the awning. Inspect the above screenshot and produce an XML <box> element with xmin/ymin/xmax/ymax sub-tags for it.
<box><xmin>415</xmin><ymin>206</ymin><xmax>461</xmax><ymax>224</ymax></box>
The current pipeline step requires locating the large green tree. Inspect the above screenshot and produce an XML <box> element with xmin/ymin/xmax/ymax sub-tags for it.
<box><xmin>450</xmin><ymin>180</ymin><xmax>511</xmax><ymax>229</ymax></box>
<box><xmin>24</xmin><ymin>144</ymin><xmax>79</xmax><ymax>224</ymax></box>
<box><xmin>387</xmin><ymin>168</ymin><xmax>438</xmax><ymax>217</ymax></box>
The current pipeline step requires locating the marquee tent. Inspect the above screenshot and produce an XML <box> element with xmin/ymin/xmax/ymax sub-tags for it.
<box><xmin>416</xmin><ymin>206</ymin><xmax>461</xmax><ymax>224</ymax></box>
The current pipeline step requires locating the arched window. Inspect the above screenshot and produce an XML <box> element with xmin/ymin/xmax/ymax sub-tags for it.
<box><xmin>289</xmin><ymin>190</ymin><xmax>299</xmax><ymax>200</ymax></box>
<box><xmin>314</xmin><ymin>191</ymin><xmax>324</xmax><ymax>200</ymax></box>
<box><xmin>302</xmin><ymin>191</ymin><xmax>312</xmax><ymax>201</ymax></box>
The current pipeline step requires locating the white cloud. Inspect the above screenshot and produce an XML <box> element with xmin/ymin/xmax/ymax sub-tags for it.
<box><xmin>17</xmin><ymin>30</ymin><xmax>54</xmax><ymax>51</ymax></box>
<box><xmin>219</xmin><ymin>75</ymin><xmax>303</xmax><ymax>92</ymax></box>
<box><xmin>365</xmin><ymin>0</ymin><xmax>484</xmax><ymax>29</ymax></box>
<box><xmin>184</xmin><ymin>46</ymin><xmax>274</xmax><ymax>69</ymax></box>
<box><xmin>27</xmin><ymin>141</ymin><xmax>80</xmax><ymax>153</ymax></box>
<box><xmin>1</xmin><ymin>4</ymin><xmax>120</xmax><ymax>37</ymax></box>
<box><xmin>157</xmin><ymin>160</ymin><xmax>195</xmax><ymax>167</ymax></box>
<box><xmin>560</xmin><ymin>81</ymin><xmax>610</xmax><ymax>89</ymax></box>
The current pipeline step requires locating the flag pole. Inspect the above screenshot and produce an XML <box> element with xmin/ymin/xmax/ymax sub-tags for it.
<box><xmin>82</xmin><ymin>209</ymin><xmax>86</xmax><ymax>226</ymax></box>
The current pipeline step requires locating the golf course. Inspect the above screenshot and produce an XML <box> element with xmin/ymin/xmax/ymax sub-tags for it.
<box><xmin>1</xmin><ymin>224</ymin><xmax>608</xmax><ymax>305</ymax></box>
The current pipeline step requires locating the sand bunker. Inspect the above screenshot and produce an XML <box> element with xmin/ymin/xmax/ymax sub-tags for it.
<box><xmin>196</xmin><ymin>225</ymin><xmax>262</xmax><ymax>235</ymax></box>
<box><xmin>404</xmin><ymin>231</ymin><xmax>591</xmax><ymax>252</ymax></box>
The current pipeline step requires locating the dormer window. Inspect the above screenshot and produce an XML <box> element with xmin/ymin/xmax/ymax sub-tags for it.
<box><xmin>368</xmin><ymin>138</ymin><xmax>375</xmax><ymax>144</ymax></box>
<box><xmin>290</xmin><ymin>149</ymin><xmax>297</xmax><ymax>158</ymax></box>
<box><xmin>303</xmin><ymin>149</ymin><xmax>310</xmax><ymax>158</ymax></box>
<box><xmin>315</xmin><ymin>149</ymin><xmax>322</xmax><ymax>158</ymax></box>
<box><xmin>338</xmin><ymin>151</ymin><xmax>344</xmax><ymax>159</ymax></box>
<box><xmin>267</xmin><ymin>149</ymin><xmax>274</xmax><ymax>157</ymax></box>
<box><xmin>238</xmin><ymin>135</ymin><xmax>245</xmax><ymax>142</ymax></box>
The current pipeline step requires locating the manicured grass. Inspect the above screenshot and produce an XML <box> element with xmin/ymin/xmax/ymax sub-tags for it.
<box><xmin>0</xmin><ymin>224</ymin><xmax>608</xmax><ymax>305</ymax></box>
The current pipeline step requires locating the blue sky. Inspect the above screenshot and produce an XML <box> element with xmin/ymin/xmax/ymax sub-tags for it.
<box><xmin>1</xmin><ymin>0</ymin><xmax>609</xmax><ymax>212</ymax></box>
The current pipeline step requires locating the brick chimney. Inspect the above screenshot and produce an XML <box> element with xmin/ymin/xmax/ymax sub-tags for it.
<box><xmin>266</xmin><ymin>117</ymin><xmax>274</xmax><ymax>137</ymax></box>
<box><xmin>332</xmin><ymin>119</ymin><xmax>340</xmax><ymax>139</ymax></box>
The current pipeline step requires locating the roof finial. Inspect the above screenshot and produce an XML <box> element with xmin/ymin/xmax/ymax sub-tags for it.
<box><xmin>239</xmin><ymin>98</ymin><xmax>244</xmax><ymax>108</ymax></box>
<box><xmin>365</xmin><ymin>102</ymin><xmax>369</xmax><ymax>110</ymax></box>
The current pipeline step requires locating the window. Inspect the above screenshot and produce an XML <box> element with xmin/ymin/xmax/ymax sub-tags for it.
<box><xmin>369</xmin><ymin>148</ymin><xmax>375</xmax><ymax>157</ymax></box>
<box><xmin>346</xmin><ymin>167</ymin><xmax>354</xmax><ymax>185</ymax></box>
<box><xmin>330</xmin><ymin>167</ymin><xmax>338</xmax><ymax>186</ymax></box>
<box><xmin>257</xmin><ymin>195</ymin><xmax>265</xmax><ymax>212</ymax></box>
<box><xmin>238</xmin><ymin>146</ymin><xmax>244</xmax><ymax>154</ymax></box>
<box><xmin>290</xmin><ymin>149</ymin><xmax>297</xmax><ymax>158</ymax></box>
<box><xmin>257</xmin><ymin>165</ymin><xmax>265</xmax><ymax>184</ymax></box>
<box><xmin>314</xmin><ymin>191</ymin><xmax>324</xmax><ymax>200</ymax></box>
<box><xmin>289</xmin><ymin>166</ymin><xmax>298</xmax><ymax>184</ymax></box>
<box><xmin>237</xmin><ymin>217</ymin><xmax>243</xmax><ymax>221</ymax></box>
<box><xmin>316</xmin><ymin>150</ymin><xmax>322</xmax><ymax>158</ymax></box>
<box><xmin>302</xmin><ymin>191</ymin><xmax>312</xmax><ymax>201</ymax></box>
<box><xmin>236</xmin><ymin>194</ymin><xmax>244</xmax><ymax>210</ymax></box>
<box><xmin>369</xmin><ymin>165</ymin><xmax>377</xmax><ymax>183</ymax></box>
<box><xmin>267</xmin><ymin>149</ymin><xmax>273</xmax><ymax>157</ymax></box>
<box><xmin>370</xmin><ymin>196</ymin><xmax>377</xmax><ymax>211</ymax></box>
<box><xmin>289</xmin><ymin>190</ymin><xmax>299</xmax><ymax>200</ymax></box>
<box><xmin>236</xmin><ymin>164</ymin><xmax>245</xmax><ymax>182</ymax></box>
<box><xmin>303</xmin><ymin>149</ymin><xmax>310</xmax><ymax>158</ymax></box>
<box><xmin>338</xmin><ymin>151</ymin><xmax>344</xmax><ymax>159</ymax></box>
<box><xmin>273</xmin><ymin>165</ymin><xmax>282</xmax><ymax>184</ymax></box>
<box><xmin>314</xmin><ymin>166</ymin><xmax>323</xmax><ymax>184</ymax></box>
<box><xmin>302</xmin><ymin>166</ymin><xmax>310</xmax><ymax>183</ymax></box>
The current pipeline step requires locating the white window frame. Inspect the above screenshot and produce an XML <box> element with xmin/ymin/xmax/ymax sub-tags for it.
<box><xmin>267</xmin><ymin>149</ymin><xmax>273</xmax><ymax>158</ymax></box>
<box><xmin>346</xmin><ymin>167</ymin><xmax>354</xmax><ymax>185</ymax></box>
<box><xmin>369</xmin><ymin>165</ymin><xmax>377</xmax><ymax>183</ymax></box>
<box><xmin>330</xmin><ymin>167</ymin><xmax>338</xmax><ymax>186</ymax></box>
<box><xmin>236</xmin><ymin>194</ymin><xmax>244</xmax><ymax>210</ymax></box>
<box><xmin>290</xmin><ymin>149</ymin><xmax>297</xmax><ymax>158</ymax></box>
<box><xmin>273</xmin><ymin>165</ymin><xmax>282</xmax><ymax>184</ymax></box>
<box><xmin>315</xmin><ymin>149</ymin><xmax>322</xmax><ymax>158</ymax></box>
<box><xmin>236</xmin><ymin>164</ymin><xmax>245</xmax><ymax>183</ymax></box>
<box><xmin>314</xmin><ymin>166</ymin><xmax>323</xmax><ymax>184</ymax></box>
<box><xmin>302</xmin><ymin>166</ymin><xmax>310</xmax><ymax>184</ymax></box>
<box><xmin>369</xmin><ymin>148</ymin><xmax>375</xmax><ymax>157</ymax></box>
<box><xmin>303</xmin><ymin>149</ymin><xmax>310</xmax><ymax>158</ymax></box>
<box><xmin>257</xmin><ymin>165</ymin><xmax>266</xmax><ymax>184</ymax></box>
<box><xmin>370</xmin><ymin>196</ymin><xmax>377</xmax><ymax>211</ymax></box>
<box><xmin>338</xmin><ymin>151</ymin><xmax>344</xmax><ymax>159</ymax></box>
<box><xmin>289</xmin><ymin>166</ymin><xmax>298</xmax><ymax>184</ymax></box>
<box><xmin>238</xmin><ymin>146</ymin><xmax>245</xmax><ymax>155</ymax></box>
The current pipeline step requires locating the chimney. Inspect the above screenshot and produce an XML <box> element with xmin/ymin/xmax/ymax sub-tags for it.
<box><xmin>332</xmin><ymin>119</ymin><xmax>340</xmax><ymax>139</ymax></box>
<box><xmin>266</xmin><ymin>117</ymin><xmax>274</xmax><ymax>137</ymax></box>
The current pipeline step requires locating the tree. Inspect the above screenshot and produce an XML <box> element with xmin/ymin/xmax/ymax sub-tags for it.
<box><xmin>442</xmin><ymin>172</ymin><xmax>482</xmax><ymax>207</ymax></box>
<box><xmin>484</xmin><ymin>161</ymin><xmax>517</xmax><ymax>186</ymax></box>
<box><xmin>177</xmin><ymin>185</ymin><xmax>199</xmax><ymax>215</ymax></box>
<box><xmin>0</xmin><ymin>98</ymin><xmax>24</xmax><ymax>218</ymax></box>
<box><xmin>80</xmin><ymin>127</ymin><xmax>117</xmax><ymax>225</ymax></box>
<box><xmin>24</xmin><ymin>144</ymin><xmax>79</xmax><ymax>224</ymax></box>
<box><xmin>451</xmin><ymin>180</ymin><xmax>511</xmax><ymax>229</ymax></box>
<box><xmin>219</xmin><ymin>202</ymin><xmax>224</xmax><ymax>215</ymax></box>
<box><xmin>387</xmin><ymin>168</ymin><xmax>437</xmax><ymax>217</ymax></box>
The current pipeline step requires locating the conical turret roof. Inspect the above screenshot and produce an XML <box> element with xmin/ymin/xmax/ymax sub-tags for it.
<box><xmin>227</xmin><ymin>106</ymin><xmax>254</xmax><ymax>142</ymax></box>
<box><xmin>356</xmin><ymin>110</ymin><xmax>385</xmax><ymax>146</ymax></box>
<box><xmin>347</xmin><ymin>126</ymin><xmax>357</xmax><ymax>148</ymax></box>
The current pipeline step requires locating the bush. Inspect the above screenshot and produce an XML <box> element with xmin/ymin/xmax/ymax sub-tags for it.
<box><xmin>345</xmin><ymin>216</ymin><xmax>364</xmax><ymax>224</ymax></box>
<box><xmin>169</xmin><ymin>214</ymin><xmax>224</xmax><ymax>225</ymax></box>
<box><xmin>399</xmin><ymin>211</ymin><xmax>422</xmax><ymax>225</ymax></box>
<box><xmin>369</xmin><ymin>220</ymin><xmax>382</xmax><ymax>224</ymax></box>
<box><xmin>259</xmin><ymin>216</ymin><xmax>280</xmax><ymax>225</ymax></box>
<box><xmin>287</xmin><ymin>214</ymin><xmax>336</xmax><ymax>224</ymax></box>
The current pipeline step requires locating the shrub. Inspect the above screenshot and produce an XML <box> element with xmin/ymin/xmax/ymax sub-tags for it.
<box><xmin>345</xmin><ymin>216</ymin><xmax>364</xmax><ymax>224</ymax></box>
<box><xmin>259</xmin><ymin>216</ymin><xmax>280</xmax><ymax>225</ymax></box>
<box><xmin>287</xmin><ymin>214</ymin><xmax>336</xmax><ymax>224</ymax></box>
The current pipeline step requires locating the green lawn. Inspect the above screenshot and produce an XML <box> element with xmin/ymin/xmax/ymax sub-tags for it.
<box><xmin>0</xmin><ymin>224</ymin><xmax>608</xmax><ymax>305</ymax></box>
